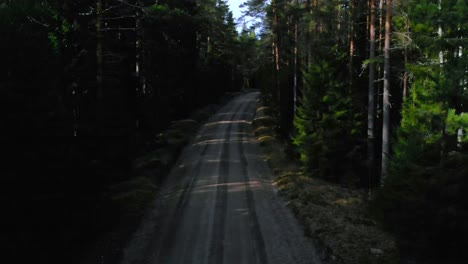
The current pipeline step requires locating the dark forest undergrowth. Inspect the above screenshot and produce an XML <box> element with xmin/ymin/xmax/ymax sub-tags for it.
<box><xmin>253</xmin><ymin>97</ymin><xmax>399</xmax><ymax>264</ymax></box>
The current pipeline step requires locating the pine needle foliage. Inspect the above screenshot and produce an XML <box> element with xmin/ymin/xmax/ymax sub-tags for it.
<box><xmin>373</xmin><ymin>1</ymin><xmax>468</xmax><ymax>260</ymax></box>
<box><xmin>293</xmin><ymin>60</ymin><xmax>363</xmax><ymax>183</ymax></box>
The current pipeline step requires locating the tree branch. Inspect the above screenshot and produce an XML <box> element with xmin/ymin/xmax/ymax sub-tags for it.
<box><xmin>116</xmin><ymin>0</ymin><xmax>146</xmax><ymax>12</ymax></box>
<box><xmin>27</xmin><ymin>16</ymin><xmax>49</xmax><ymax>27</ymax></box>
<box><xmin>99</xmin><ymin>27</ymin><xmax>136</xmax><ymax>31</ymax></box>
<box><xmin>103</xmin><ymin>15</ymin><xmax>137</xmax><ymax>20</ymax></box>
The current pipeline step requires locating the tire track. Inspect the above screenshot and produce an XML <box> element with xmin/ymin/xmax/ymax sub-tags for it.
<box><xmin>159</xmin><ymin>100</ymin><xmax>243</xmax><ymax>263</ymax></box>
<box><xmin>209</xmin><ymin>97</ymin><xmax>250</xmax><ymax>264</ymax></box>
<box><xmin>158</xmin><ymin>142</ymin><xmax>209</xmax><ymax>263</ymax></box>
<box><xmin>208</xmin><ymin>123</ymin><xmax>231</xmax><ymax>264</ymax></box>
<box><xmin>121</xmin><ymin>92</ymin><xmax>321</xmax><ymax>264</ymax></box>
<box><xmin>238</xmin><ymin>103</ymin><xmax>268</xmax><ymax>264</ymax></box>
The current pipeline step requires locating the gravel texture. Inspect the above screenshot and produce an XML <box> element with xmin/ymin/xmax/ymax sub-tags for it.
<box><xmin>120</xmin><ymin>92</ymin><xmax>321</xmax><ymax>264</ymax></box>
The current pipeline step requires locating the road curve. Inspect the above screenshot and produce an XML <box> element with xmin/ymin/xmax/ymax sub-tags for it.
<box><xmin>121</xmin><ymin>92</ymin><xmax>321</xmax><ymax>264</ymax></box>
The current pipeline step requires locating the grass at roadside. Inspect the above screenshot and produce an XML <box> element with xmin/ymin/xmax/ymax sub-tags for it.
<box><xmin>253</xmin><ymin>98</ymin><xmax>399</xmax><ymax>264</ymax></box>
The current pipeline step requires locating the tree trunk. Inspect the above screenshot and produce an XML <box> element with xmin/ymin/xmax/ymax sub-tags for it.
<box><xmin>293</xmin><ymin>4</ymin><xmax>298</xmax><ymax>116</ymax></box>
<box><xmin>381</xmin><ymin>0</ymin><xmax>392</xmax><ymax>185</ymax></box>
<box><xmin>96</xmin><ymin>0</ymin><xmax>104</xmax><ymax>113</ymax></box>
<box><xmin>403</xmin><ymin>14</ymin><xmax>409</xmax><ymax>100</ymax></box>
<box><xmin>368</xmin><ymin>0</ymin><xmax>376</xmax><ymax>190</ymax></box>
<box><xmin>305</xmin><ymin>0</ymin><xmax>312</xmax><ymax>68</ymax></box>
<box><xmin>377</xmin><ymin>0</ymin><xmax>384</xmax><ymax>114</ymax></box>
<box><xmin>438</xmin><ymin>0</ymin><xmax>444</xmax><ymax>66</ymax></box>
<box><xmin>272</xmin><ymin>0</ymin><xmax>281</xmax><ymax>101</ymax></box>
<box><xmin>349</xmin><ymin>0</ymin><xmax>355</xmax><ymax>83</ymax></box>
<box><xmin>136</xmin><ymin>0</ymin><xmax>145</xmax><ymax>95</ymax></box>
<box><xmin>95</xmin><ymin>0</ymin><xmax>106</xmax><ymax>140</ymax></box>
<box><xmin>378</xmin><ymin>0</ymin><xmax>384</xmax><ymax>53</ymax></box>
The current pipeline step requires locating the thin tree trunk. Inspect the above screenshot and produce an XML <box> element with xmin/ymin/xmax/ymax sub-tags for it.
<box><xmin>368</xmin><ymin>0</ymin><xmax>376</xmax><ymax>190</ymax></box>
<box><xmin>338</xmin><ymin>3</ymin><xmax>342</xmax><ymax>32</ymax></box>
<box><xmin>403</xmin><ymin>14</ymin><xmax>409</xmax><ymax>100</ymax></box>
<box><xmin>273</xmin><ymin>1</ymin><xmax>281</xmax><ymax>101</ymax></box>
<box><xmin>307</xmin><ymin>28</ymin><xmax>312</xmax><ymax>69</ymax></box>
<box><xmin>272</xmin><ymin>41</ymin><xmax>277</xmax><ymax>100</ymax></box>
<box><xmin>135</xmin><ymin>0</ymin><xmax>145</xmax><ymax>95</ymax></box>
<box><xmin>381</xmin><ymin>0</ymin><xmax>392</xmax><ymax>185</ymax></box>
<box><xmin>379</xmin><ymin>0</ymin><xmax>384</xmax><ymax>53</ymax></box>
<box><xmin>96</xmin><ymin>0</ymin><xmax>104</xmax><ymax>115</ymax></box>
<box><xmin>438</xmin><ymin>0</ymin><xmax>444</xmax><ymax>66</ymax></box>
<box><xmin>293</xmin><ymin>4</ymin><xmax>298</xmax><ymax>116</ymax></box>
<box><xmin>349</xmin><ymin>1</ymin><xmax>355</xmax><ymax>82</ymax></box>
<box><xmin>438</xmin><ymin>0</ymin><xmax>448</xmax><ymax>155</ymax></box>
<box><xmin>377</xmin><ymin>0</ymin><xmax>384</xmax><ymax>114</ymax></box>
<box><xmin>303</xmin><ymin>0</ymin><xmax>312</xmax><ymax>89</ymax></box>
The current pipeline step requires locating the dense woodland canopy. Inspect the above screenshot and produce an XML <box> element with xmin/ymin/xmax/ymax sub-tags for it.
<box><xmin>1</xmin><ymin>0</ymin><xmax>253</xmax><ymax>262</ymax></box>
<box><xmin>2</xmin><ymin>0</ymin><xmax>468</xmax><ymax>263</ymax></box>
<box><xmin>243</xmin><ymin>0</ymin><xmax>468</xmax><ymax>262</ymax></box>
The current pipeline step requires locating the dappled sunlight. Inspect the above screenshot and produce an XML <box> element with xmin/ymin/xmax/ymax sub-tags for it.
<box><xmin>192</xmin><ymin>180</ymin><xmax>264</xmax><ymax>194</ymax></box>
<box><xmin>254</xmin><ymin>126</ymin><xmax>271</xmax><ymax>134</ymax></box>
<box><xmin>203</xmin><ymin>120</ymin><xmax>252</xmax><ymax>127</ymax></box>
<box><xmin>254</xmin><ymin>116</ymin><xmax>272</xmax><ymax>121</ymax></box>
<box><xmin>214</xmin><ymin>112</ymin><xmax>254</xmax><ymax>117</ymax></box>
<box><xmin>194</xmin><ymin>132</ymin><xmax>246</xmax><ymax>140</ymax></box>
<box><xmin>194</xmin><ymin>133</ymin><xmax>222</xmax><ymax>140</ymax></box>
<box><xmin>196</xmin><ymin>132</ymin><xmax>251</xmax><ymax>138</ymax></box>
<box><xmin>192</xmin><ymin>137</ymin><xmax>257</xmax><ymax>146</ymax></box>
<box><xmin>256</xmin><ymin>106</ymin><xmax>269</xmax><ymax>112</ymax></box>
<box><xmin>258</xmin><ymin>135</ymin><xmax>274</xmax><ymax>142</ymax></box>
<box><xmin>192</xmin><ymin>138</ymin><xmax>228</xmax><ymax>146</ymax></box>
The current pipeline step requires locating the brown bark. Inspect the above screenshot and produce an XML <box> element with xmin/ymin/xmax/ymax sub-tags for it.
<box><xmin>272</xmin><ymin>0</ymin><xmax>280</xmax><ymax>100</ymax></box>
<box><xmin>381</xmin><ymin>0</ymin><xmax>392</xmax><ymax>185</ymax></box>
<box><xmin>379</xmin><ymin>0</ymin><xmax>384</xmax><ymax>53</ymax></box>
<box><xmin>376</xmin><ymin>0</ymin><xmax>384</xmax><ymax>114</ymax></box>
<box><xmin>368</xmin><ymin>0</ymin><xmax>376</xmax><ymax>189</ymax></box>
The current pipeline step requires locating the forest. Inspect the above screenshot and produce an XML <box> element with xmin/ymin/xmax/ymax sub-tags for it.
<box><xmin>247</xmin><ymin>0</ymin><xmax>468</xmax><ymax>262</ymax></box>
<box><xmin>2</xmin><ymin>0</ymin><xmax>248</xmax><ymax>262</ymax></box>
<box><xmin>1</xmin><ymin>0</ymin><xmax>467</xmax><ymax>263</ymax></box>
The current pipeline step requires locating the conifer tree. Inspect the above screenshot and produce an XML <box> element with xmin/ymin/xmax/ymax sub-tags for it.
<box><xmin>381</xmin><ymin>0</ymin><xmax>392</xmax><ymax>184</ymax></box>
<box><xmin>368</xmin><ymin>0</ymin><xmax>377</xmax><ymax>189</ymax></box>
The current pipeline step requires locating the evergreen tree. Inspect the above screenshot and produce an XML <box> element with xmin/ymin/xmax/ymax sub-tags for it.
<box><xmin>374</xmin><ymin>0</ymin><xmax>468</xmax><ymax>261</ymax></box>
<box><xmin>1</xmin><ymin>0</ymin><xmax>243</xmax><ymax>262</ymax></box>
<box><xmin>294</xmin><ymin>60</ymin><xmax>361</xmax><ymax>182</ymax></box>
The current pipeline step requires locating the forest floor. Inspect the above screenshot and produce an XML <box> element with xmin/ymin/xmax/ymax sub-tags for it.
<box><xmin>252</xmin><ymin>99</ymin><xmax>400</xmax><ymax>264</ymax></box>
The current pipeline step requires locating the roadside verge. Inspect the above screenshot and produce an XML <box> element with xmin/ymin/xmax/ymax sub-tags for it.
<box><xmin>252</xmin><ymin>96</ymin><xmax>399</xmax><ymax>264</ymax></box>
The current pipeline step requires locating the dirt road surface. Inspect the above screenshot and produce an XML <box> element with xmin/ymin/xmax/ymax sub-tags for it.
<box><xmin>121</xmin><ymin>92</ymin><xmax>321</xmax><ymax>264</ymax></box>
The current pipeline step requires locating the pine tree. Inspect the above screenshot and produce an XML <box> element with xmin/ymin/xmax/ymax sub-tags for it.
<box><xmin>381</xmin><ymin>0</ymin><xmax>392</xmax><ymax>184</ymax></box>
<box><xmin>368</xmin><ymin>0</ymin><xmax>377</xmax><ymax>189</ymax></box>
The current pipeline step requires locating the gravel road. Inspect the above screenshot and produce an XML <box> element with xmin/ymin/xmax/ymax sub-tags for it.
<box><xmin>121</xmin><ymin>92</ymin><xmax>321</xmax><ymax>264</ymax></box>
